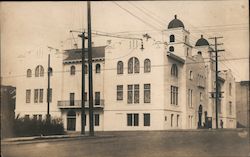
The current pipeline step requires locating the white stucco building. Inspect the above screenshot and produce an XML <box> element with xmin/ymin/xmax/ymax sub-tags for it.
<box><xmin>15</xmin><ymin>15</ymin><xmax>236</xmax><ymax>131</ymax></box>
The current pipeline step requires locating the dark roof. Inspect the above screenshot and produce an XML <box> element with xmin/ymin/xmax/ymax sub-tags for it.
<box><xmin>195</xmin><ymin>35</ymin><xmax>210</xmax><ymax>46</ymax></box>
<box><xmin>168</xmin><ymin>15</ymin><xmax>185</xmax><ymax>29</ymax></box>
<box><xmin>64</xmin><ymin>46</ymin><xmax>106</xmax><ymax>61</ymax></box>
<box><xmin>167</xmin><ymin>52</ymin><xmax>185</xmax><ymax>64</ymax></box>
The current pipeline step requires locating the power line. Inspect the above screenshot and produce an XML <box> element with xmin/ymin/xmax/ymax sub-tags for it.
<box><xmin>128</xmin><ymin>1</ymin><xmax>166</xmax><ymax>26</ymax></box>
<box><xmin>112</xmin><ymin>1</ymin><xmax>162</xmax><ymax>31</ymax></box>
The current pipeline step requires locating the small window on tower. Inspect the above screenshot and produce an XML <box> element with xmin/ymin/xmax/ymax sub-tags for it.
<box><xmin>169</xmin><ymin>46</ymin><xmax>174</xmax><ymax>52</ymax></box>
<box><xmin>170</xmin><ymin>35</ymin><xmax>175</xmax><ymax>42</ymax></box>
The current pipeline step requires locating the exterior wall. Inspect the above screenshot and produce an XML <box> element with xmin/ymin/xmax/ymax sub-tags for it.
<box><xmin>236</xmin><ymin>81</ymin><xmax>249</xmax><ymax>128</ymax></box>
<box><xmin>103</xmin><ymin>39</ymin><xmax>166</xmax><ymax>131</ymax></box>
<box><xmin>164</xmin><ymin>56</ymin><xmax>185</xmax><ymax>129</ymax></box>
<box><xmin>217</xmin><ymin>70</ymin><xmax>237</xmax><ymax>128</ymax></box>
<box><xmin>60</xmin><ymin>59</ymin><xmax>105</xmax><ymax>131</ymax></box>
<box><xmin>104</xmin><ymin>110</ymin><xmax>164</xmax><ymax>131</ymax></box>
<box><xmin>164</xmin><ymin>28</ymin><xmax>191</xmax><ymax>59</ymax></box>
<box><xmin>61</xmin><ymin>110</ymin><xmax>104</xmax><ymax>132</ymax></box>
<box><xmin>14</xmin><ymin>21</ymin><xmax>238</xmax><ymax>131</ymax></box>
<box><xmin>15</xmin><ymin>50</ymin><xmax>63</xmax><ymax>120</ymax></box>
<box><xmin>184</xmin><ymin>55</ymin><xmax>207</xmax><ymax>129</ymax></box>
<box><xmin>61</xmin><ymin>61</ymin><xmax>105</xmax><ymax>102</ymax></box>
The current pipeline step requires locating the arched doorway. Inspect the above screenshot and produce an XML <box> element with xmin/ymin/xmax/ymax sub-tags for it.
<box><xmin>67</xmin><ymin>110</ymin><xmax>76</xmax><ymax>131</ymax></box>
<box><xmin>198</xmin><ymin>105</ymin><xmax>203</xmax><ymax>128</ymax></box>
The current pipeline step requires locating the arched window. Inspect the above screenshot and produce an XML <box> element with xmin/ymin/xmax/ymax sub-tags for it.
<box><xmin>85</xmin><ymin>65</ymin><xmax>88</xmax><ymax>74</ymax></box>
<box><xmin>40</xmin><ymin>66</ymin><xmax>44</xmax><ymax>77</ymax></box>
<box><xmin>229</xmin><ymin>83</ymin><xmax>232</xmax><ymax>96</ymax></box>
<box><xmin>117</xmin><ymin>61</ymin><xmax>124</xmax><ymax>74</ymax></box>
<box><xmin>128</xmin><ymin>58</ymin><xmax>134</xmax><ymax>74</ymax></box>
<box><xmin>134</xmin><ymin>58</ymin><xmax>140</xmax><ymax>73</ymax></box>
<box><xmin>144</xmin><ymin>59</ymin><xmax>151</xmax><ymax>73</ymax></box>
<box><xmin>70</xmin><ymin>66</ymin><xmax>75</xmax><ymax>75</ymax></box>
<box><xmin>170</xmin><ymin>35</ymin><xmax>175</xmax><ymax>42</ymax></box>
<box><xmin>35</xmin><ymin>65</ymin><xmax>44</xmax><ymax>77</ymax></box>
<box><xmin>200</xmin><ymin>92</ymin><xmax>203</xmax><ymax>101</ymax></box>
<box><xmin>189</xmin><ymin>70</ymin><xmax>193</xmax><ymax>80</ymax></box>
<box><xmin>35</xmin><ymin>66</ymin><xmax>39</xmax><ymax>77</ymax></box>
<box><xmin>171</xmin><ymin>64</ymin><xmax>178</xmax><ymax>77</ymax></box>
<box><xmin>27</xmin><ymin>69</ymin><xmax>32</xmax><ymax>77</ymax></box>
<box><xmin>185</xmin><ymin>36</ymin><xmax>187</xmax><ymax>43</ymax></box>
<box><xmin>128</xmin><ymin>57</ymin><xmax>140</xmax><ymax>74</ymax></box>
<box><xmin>96</xmin><ymin>64</ymin><xmax>101</xmax><ymax>73</ymax></box>
<box><xmin>169</xmin><ymin>46</ymin><xmax>174</xmax><ymax>52</ymax></box>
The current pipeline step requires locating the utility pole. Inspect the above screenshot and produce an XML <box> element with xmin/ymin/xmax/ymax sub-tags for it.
<box><xmin>47</xmin><ymin>52</ymin><xmax>51</xmax><ymax>121</ymax></box>
<box><xmin>79</xmin><ymin>32</ymin><xmax>87</xmax><ymax>135</ymax></box>
<box><xmin>87</xmin><ymin>1</ymin><xmax>94</xmax><ymax>136</ymax></box>
<box><xmin>209</xmin><ymin>36</ymin><xmax>225</xmax><ymax>129</ymax></box>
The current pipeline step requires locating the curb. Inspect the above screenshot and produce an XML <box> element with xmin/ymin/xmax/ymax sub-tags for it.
<box><xmin>1</xmin><ymin>134</ymin><xmax>115</xmax><ymax>145</ymax></box>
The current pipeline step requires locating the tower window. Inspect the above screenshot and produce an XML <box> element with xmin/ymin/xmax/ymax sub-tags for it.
<box><xmin>170</xmin><ymin>35</ymin><xmax>175</xmax><ymax>42</ymax></box>
<box><xmin>169</xmin><ymin>46</ymin><xmax>174</xmax><ymax>52</ymax></box>
<box><xmin>169</xmin><ymin>35</ymin><xmax>175</xmax><ymax>42</ymax></box>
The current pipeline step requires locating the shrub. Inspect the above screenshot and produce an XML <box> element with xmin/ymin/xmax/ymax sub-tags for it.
<box><xmin>13</xmin><ymin>116</ymin><xmax>65</xmax><ymax>137</ymax></box>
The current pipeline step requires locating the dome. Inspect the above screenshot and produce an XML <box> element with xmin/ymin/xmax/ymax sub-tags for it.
<box><xmin>168</xmin><ymin>15</ymin><xmax>185</xmax><ymax>29</ymax></box>
<box><xmin>195</xmin><ymin>35</ymin><xmax>210</xmax><ymax>46</ymax></box>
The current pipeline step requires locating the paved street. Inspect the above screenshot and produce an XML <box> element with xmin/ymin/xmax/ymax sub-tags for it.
<box><xmin>1</xmin><ymin>130</ymin><xmax>249</xmax><ymax>157</ymax></box>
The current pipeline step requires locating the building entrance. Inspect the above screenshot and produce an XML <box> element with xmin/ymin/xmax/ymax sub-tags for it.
<box><xmin>198</xmin><ymin>105</ymin><xmax>202</xmax><ymax>128</ymax></box>
<box><xmin>67</xmin><ymin>110</ymin><xmax>76</xmax><ymax>131</ymax></box>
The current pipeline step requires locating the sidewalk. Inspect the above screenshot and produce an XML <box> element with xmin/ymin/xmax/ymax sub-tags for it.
<box><xmin>2</xmin><ymin>128</ymin><xmax>247</xmax><ymax>145</ymax></box>
<box><xmin>1</xmin><ymin>133</ymin><xmax>115</xmax><ymax>145</ymax></box>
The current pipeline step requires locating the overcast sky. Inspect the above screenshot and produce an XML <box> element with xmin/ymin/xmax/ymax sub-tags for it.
<box><xmin>1</xmin><ymin>1</ymin><xmax>249</xmax><ymax>85</ymax></box>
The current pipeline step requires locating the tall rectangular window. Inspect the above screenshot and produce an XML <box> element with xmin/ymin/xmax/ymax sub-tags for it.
<box><xmin>47</xmin><ymin>88</ymin><xmax>52</xmax><ymax>103</ymax></box>
<box><xmin>229</xmin><ymin>101</ymin><xmax>232</xmax><ymax>115</ymax></box>
<box><xmin>70</xmin><ymin>93</ymin><xmax>75</xmax><ymax>106</ymax></box>
<box><xmin>134</xmin><ymin>113</ymin><xmax>139</xmax><ymax>126</ymax></box>
<box><xmin>127</xmin><ymin>84</ymin><xmax>140</xmax><ymax>104</ymax></box>
<box><xmin>34</xmin><ymin>89</ymin><xmax>39</xmax><ymax>103</ymax></box>
<box><xmin>171</xmin><ymin>114</ymin><xmax>174</xmax><ymax>127</ymax></box>
<box><xmin>84</xmin><ymin>92</ymin><xmax>87</xmax><ymax>101</ymax></box>
<box><xmin>229</xmin><ymin>83</ymin><xmax>232</xmax><ymax>96</ymax></box>
<box><xmin>39</xmin><ymin>89</ymin><xmax>43</xmax><ymax>103</ymax></box>
<box><xmin>127</xmin><ymin>114</ymin><xmax>133</xmax><ymax>126</ymax></box>
<box><xmin>95</xmin><ymin>92</ymin><xmax>100</xmax><ymax>105</ymax></box>
<box><xmin>117</xmin><ymin>85</ymin><xmax>123</xmax><ymax>101</ymax></box>
<box><xmin>144</xmin><ymin>84</ymin><xmax>151</xmax><ymax>103</ymax></box>
<box><xmin>127</xmin><ymin>113</ymin><xmax>139</xmax><ymax>126</ymax></box>
<box><xmin>144</xmin><ymin>113</ymin><xmax>150</xmax><ymax>126</ymax></box>
<box><xmin>171</xmin><ymin>86</ymin><xmax>178</xmax><ymax>105</ymax></box>
<box><xmin>26</xmin><ymin>89</ymin><xmax>31</xmax><ymax>103</ymax></box>
<box><xmin>190</xmin><ymin>89</ymin><xmax>192</xmax><ymax>107</ymax></box>
<box><xmin>94</xmin><ymin>114</ymin><xmax>100</xmax><ymax>126</ymax></box>
<box><xmin>134</xmin><ymin>84</ymin><xmax>139</xmax><ymax>103</ymax></box>
<box><xmin>127</xmin><ymin>85</ymin><xmax>133</xmax><ymax>104</ymax></box>
<box><xmin>177</xmin><ymin>114</ymin><xmax>179</xmax><ymax>127</ymax></box>
<box><xmin>188</xmin><ymin>89</ymin><xmax>193</xmax><ymax>107</ymax></box>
